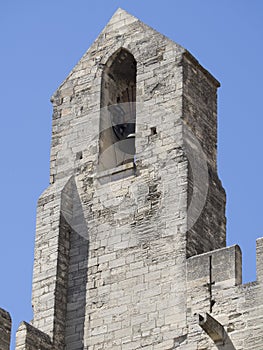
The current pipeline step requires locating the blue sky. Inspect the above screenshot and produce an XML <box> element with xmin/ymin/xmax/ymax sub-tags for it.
<box><xmin>1</xmin><ymin>1</ymin><xmax>263</xmax><ymax>347</ymax></box>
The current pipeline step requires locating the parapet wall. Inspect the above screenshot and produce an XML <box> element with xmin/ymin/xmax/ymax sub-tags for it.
<box><xmin>0</xmin><ymin>308</ymin><xmax>11</xmax><ymax>350</ymax></box>
<box><xmin>256</xmin><ymin>237</ymin><xmax>263</xmax><ymax>282</ymax></box>
<box><xmin>1</xmin><ymin>237</ymin><xmax>263</xmax><ymax>349</ymax></box>
<box><xmin>16</xmin><ymin>322</ymin><xmax>52</xmax><ymax>350</ymax></box>
<box><xmin>187</xmin><ymin>244</ymin><xmax>242</xmax><ymax>291</ymax></box>
<box><xmin>186</xmin><ymin>237</ymin><xmax>263</xmax><ymax>349</ymax></box>
<box><xmin>0</xmin><ymin>315</ymin><xmax>52</xmax><ymax>350</ymax></box>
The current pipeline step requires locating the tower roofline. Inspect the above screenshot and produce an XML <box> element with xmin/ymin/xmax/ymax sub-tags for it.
<box><xmin>51</xmin><ymin>8</ymin><xmax>220</xmax><ymax>101</ymax></box>
<box><xmin>51</xmin><ymin>7</ymin><xmax>187</xmax><ymax>101</ymax></box>
<box><xmin>183</xmin><ymin>50</ymin><xmax>220</xmax><ymax>88</ymax></box>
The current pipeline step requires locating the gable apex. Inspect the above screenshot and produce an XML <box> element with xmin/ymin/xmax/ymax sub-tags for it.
<box><xmin>110</xmin><ymin>7</ymin><xmax>138</xmax><ymax>22</ymax></box>
<box><xmin>51</xmin><ymin>9</ymin><xmax>185</xmax><ymax>100</ymax></box>
<box><xmin>51</xmin><ymin>9</ymin><xmax>219</xmax><ymax>102</ymax></box>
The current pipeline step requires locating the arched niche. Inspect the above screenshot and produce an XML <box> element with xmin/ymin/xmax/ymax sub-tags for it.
<box><xmin>99</xmin><ymin>48</ymin><xmax>137</xmax><ymax>170</ymax></box>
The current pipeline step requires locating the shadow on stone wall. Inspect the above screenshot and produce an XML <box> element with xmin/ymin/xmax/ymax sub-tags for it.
<box><xmin>65</xmin><ymin>229</ymin><xmax>89</xmax><ymax>349</ymax></box>
<box><xmin>217</xmin><ymin>334</ymin><xmax>236</xmax><ymax>350</ymax></box>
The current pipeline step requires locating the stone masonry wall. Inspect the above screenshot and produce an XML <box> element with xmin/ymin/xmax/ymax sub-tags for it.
<box><xmin>15</xmin><ymin>322</ymin><xmax>52</xmax><ymax>350</ymax></box>
<box><xmin>31</xmin><ymin>8</ymin><xmax>227</xmax><ymax>349</ymax></box>
<box><xmin>0</xmin><ymin>308</ymin><xmax>11</xmax><ymax>350</ymax></box>
<box><xmin>182</xmin><ymin>53</ymin><xmax>226</xmax><ymax>257</ymax></box>
<box><xmin>1</xmin><ymin>8</ymin><xmax>262</xmax><ymax>350</ymax></box>
<box><xmin>185</xmin><ymin>239</ymin><xmax>263</xmax><ymax>349</ymax></box>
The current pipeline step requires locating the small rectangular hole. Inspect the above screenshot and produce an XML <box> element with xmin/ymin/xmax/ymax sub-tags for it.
<box><xmin>76</xmin><ymin>151</ymin><xmax>83</xmax><ymax>160</ymax></box>
<box><xmin>150</xmin><ymin>127</ymin><xmax>157</xmax><ymax>135</ymax></box>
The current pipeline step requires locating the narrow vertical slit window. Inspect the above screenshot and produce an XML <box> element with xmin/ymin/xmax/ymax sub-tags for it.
<box><xmin>99</xmin><ymin>48</ymin><xmax>137</xmax><ymax>171</ymax></box>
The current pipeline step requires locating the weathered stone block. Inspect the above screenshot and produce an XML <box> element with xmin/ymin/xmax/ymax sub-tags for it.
<box><xmin>0</xmin><ymin>308</ymin><xmax>11</xmax><ymax>350</ymax></box>
<box><xmin>3</xmin><ymin>7</ymin><xmax>263</xmax><ymax>350</ymax></box>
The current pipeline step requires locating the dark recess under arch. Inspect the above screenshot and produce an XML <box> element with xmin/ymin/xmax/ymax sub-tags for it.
<box><xmin>99</xmin><ymin>48</ymin><xmax>137</xmax><ymax>170</ymax></box>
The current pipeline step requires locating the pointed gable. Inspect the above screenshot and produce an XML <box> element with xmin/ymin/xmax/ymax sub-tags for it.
<box><xmin>51</xmin><ymin>8</ymin><xmax>185</xmax><ymax>103</ymax></box>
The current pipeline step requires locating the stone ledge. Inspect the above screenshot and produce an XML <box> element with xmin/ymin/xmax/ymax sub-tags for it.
<box><xmin>96</xmin><ymin>161</ymin><xmax>136</xmax><ymax>184</ymax></box>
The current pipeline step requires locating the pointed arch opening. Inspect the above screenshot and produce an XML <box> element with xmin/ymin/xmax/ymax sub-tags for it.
<box><xmin>99</xmin><ymin>48</ymin><xmax>137</xmax><ymax>171</ymax></box>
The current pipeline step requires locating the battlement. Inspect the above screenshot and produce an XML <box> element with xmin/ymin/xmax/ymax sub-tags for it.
<box><xmin>187</xmin><ymin>237</ymin><xmax>263</xmax><ymax>290</ymax></box>
<box><xmin>256</xmin><ymin>237</ymin><xmax>263</xmax><ymax>282</ymax></box>
<box><xmin>16</xmin><ymin>322</ymin><xmax>52</xmax><ymax>350</ymax></box>
<box><xmin>187</xmin><ymin>245</ymin><xmax>242</xmax><ymax>289</ymax></box>
<box><xmin>1</xmin><ymin>237</ymin><xmax>263</xmax><ymax>349</ymax></box>
<box><xmin>0</xmin><ymin>308</ymin><xmax>11</xmax><ymax>350</ymax></box>
<box><xmin>185</xmin><ymin>238</ymin><xmax>263</xmax><ymax>348</ymax></box>
<box><xmin>0</xmin><ymin>313</ymin><xmax>52</xmax><ymax>350</ymax></box>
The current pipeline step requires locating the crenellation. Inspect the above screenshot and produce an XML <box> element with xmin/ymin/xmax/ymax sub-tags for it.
<box><xmin>15</xmin><ymin>322</ymin><xmax>52</xmax><ymax>350</ymax></box>
<box><xmin>0</xmin><ymin>308</ymin><xmax>11</xmax><ymax>350</ymax></box>
<box><xmin>187</xmin><ymin>245</ymin><xmax>242</xmax><ymax>290</ymax></box>
<box><xmin>256</xmin><ymin>237</ymin><xmax>263</xmax><ymax>283</ymax></box>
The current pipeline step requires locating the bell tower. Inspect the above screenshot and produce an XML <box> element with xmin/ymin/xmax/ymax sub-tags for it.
<box><xmin>16</xmin><ymin>8</ymin><xmax>227</xmax><ymax>350</ymax></box>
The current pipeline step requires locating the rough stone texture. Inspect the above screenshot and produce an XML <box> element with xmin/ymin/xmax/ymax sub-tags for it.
<box><xmin>0</xmin><ymin>308</ymin><xmax>11</xmax><ymax>350</ymax></box>
<box><xmin>182</xmin><ymin>53</ymin><xmax>226</xmax><ymax>257</ymax></box>
<box><xmin>15</xmin><ymin>321</ymin><xmax>52</xmax><ymax>350</ymax></box>
<box><xmin>256</xmin><ymin>237</ymin><xmax>263</xmax><ymax>283</ymax></box>
<box><xmin>36</xmin><ymin>8</ymin><xmax>226</xmax><ymax>349</ymax></box>
<box><xmin>199</xmin><ymin>313</ymin><xmax>226</xmax><ymax>344</ymax></box>
<box><xmin>0</xmin><ymin>7</ymin><xmax>262</xmax><ymax>350</ymax></box>
<box><xmin>186</xmin><ymin>246</ymin><xmax>263</xmax><ymax>349</ymax></box>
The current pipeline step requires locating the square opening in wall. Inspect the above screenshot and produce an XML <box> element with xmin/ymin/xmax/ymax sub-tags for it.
<box><xmin>150</xmin><ymin>127</ymin><xmax>157</xmax><ymax>136</ymax></box>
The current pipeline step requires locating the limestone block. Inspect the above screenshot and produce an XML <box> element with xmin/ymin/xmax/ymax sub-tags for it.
<box><xmin>0</xmin><ymin>308</ymin><xmax>11</xmax><ymax>350</ymax></box>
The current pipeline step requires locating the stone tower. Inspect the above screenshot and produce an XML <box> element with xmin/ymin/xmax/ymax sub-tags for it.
<box><xmin>1</xmin><ymin>8</ymin><xmax>263</xmax><ymax>350</ymax></box>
